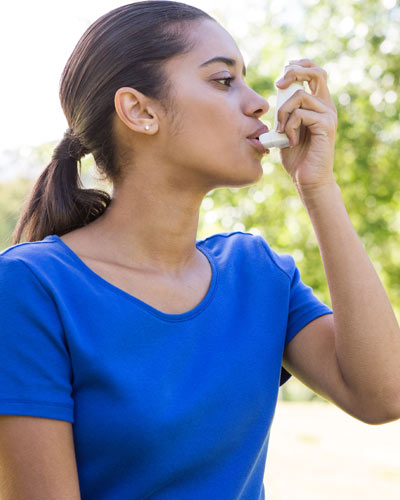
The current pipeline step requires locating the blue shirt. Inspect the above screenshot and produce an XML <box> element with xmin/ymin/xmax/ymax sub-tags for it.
<box><xmin>0</xmin><ymin>231</ymin><xmax>332</xmax><ymax>499</ymax></box>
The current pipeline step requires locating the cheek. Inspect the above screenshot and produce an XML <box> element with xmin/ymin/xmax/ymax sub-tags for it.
<box><xmin>188</xmin><ymin>107</ymin><xmax>242</xmax><ymax>155</ymax></box>
<box><xmin>163</xmin><ymin>91</ymin><xmax>244</xmax><ymax>162</ymax></box>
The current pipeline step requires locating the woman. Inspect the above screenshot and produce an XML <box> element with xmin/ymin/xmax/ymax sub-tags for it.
<box><xmin>1</xmin><ymin>1</ymin><xmax>399</xmax><ymax>499</ymax></box>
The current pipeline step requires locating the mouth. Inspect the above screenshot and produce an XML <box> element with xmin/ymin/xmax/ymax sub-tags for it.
<box><xmin>246</xmin><ymin>137</ymin><xmax>270</xmax><ymax>154</ymax></box>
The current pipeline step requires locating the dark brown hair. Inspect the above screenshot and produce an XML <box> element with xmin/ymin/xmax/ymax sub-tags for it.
<box><xmin>12</xmin><ymin>0</ymin><xmax>214</xmax><ymax>244</ymax></box>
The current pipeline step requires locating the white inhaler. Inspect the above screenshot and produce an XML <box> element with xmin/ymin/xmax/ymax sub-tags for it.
<box><xmin>259</xmin><ymin>64</ymin><xmax>305</xmax><ymax>149</ymax></box>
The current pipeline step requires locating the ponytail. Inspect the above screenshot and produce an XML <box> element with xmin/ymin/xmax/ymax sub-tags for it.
<box><xmin>11</xmin><ymin>130</ymin><xmax>111</xmax><ymax>244</ymax></box>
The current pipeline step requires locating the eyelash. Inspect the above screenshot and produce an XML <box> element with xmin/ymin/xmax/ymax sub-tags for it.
<box><xmin>214</xmin><ymin>77</ymin><xmax>235</xmax><ymax>87</ymax></box>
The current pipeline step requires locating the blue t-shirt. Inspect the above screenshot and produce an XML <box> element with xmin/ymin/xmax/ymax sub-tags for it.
<box><xmin>0</xmin><ymin>231</ymin><xmax>332</xmax><ymax>500</ymax></box>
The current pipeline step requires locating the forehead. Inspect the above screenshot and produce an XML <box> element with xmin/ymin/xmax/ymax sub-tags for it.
<box><xmin>190</xmin><ymin>20</ymin><xmax>243</xmax><ymax>63</ymax></box>
<box><xmin>167</xmin><ymin>19</ymin><xmax>245</xmax><ymax>72</ymax></box>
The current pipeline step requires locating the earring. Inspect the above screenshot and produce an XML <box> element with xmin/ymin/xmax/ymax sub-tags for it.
<box><xmin>145</xmin><ymin>125</ymin><xmax>150</xmax><ymax>131</ymax></box>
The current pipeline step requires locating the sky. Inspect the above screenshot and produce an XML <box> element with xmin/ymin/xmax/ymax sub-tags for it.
<box><xmin>0</xmin><ymin>0</ymin><xmax>303</xmax><ymax>155</ymax></box>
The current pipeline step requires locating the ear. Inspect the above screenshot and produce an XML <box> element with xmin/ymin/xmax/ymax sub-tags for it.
<box><xmin>114</xmin><ymin>87</ymin><xmax>159</xmax><ymax>135</ymax></box>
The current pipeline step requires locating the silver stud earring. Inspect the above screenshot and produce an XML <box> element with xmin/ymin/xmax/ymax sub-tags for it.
<box><xmin>145</xmin><ymin>125</ymin><xmax>150</xmax><ymax>131</ymax></box>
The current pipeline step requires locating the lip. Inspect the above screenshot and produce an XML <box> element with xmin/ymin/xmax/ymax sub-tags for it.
<box><xmin>247</xmin><ymin>124</ymin><xmax>270</xmax><ymax>140</ymax></box>
<box><xmin>247</xmin><ymin>138</ymin><xmax>270</xmax><ymax>154</ymax></box>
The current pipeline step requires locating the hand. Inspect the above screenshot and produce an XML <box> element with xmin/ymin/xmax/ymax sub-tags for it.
<box><xmin>275</xmin><ymin>59</ymin><xmax>338</xmax><ymax>193</ymax></box>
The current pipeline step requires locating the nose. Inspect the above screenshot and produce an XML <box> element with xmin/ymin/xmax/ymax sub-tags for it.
<box><xmin>243</xmin><ymin>87</ymin><xmax>270</xmax><ymax>118</ymax></box>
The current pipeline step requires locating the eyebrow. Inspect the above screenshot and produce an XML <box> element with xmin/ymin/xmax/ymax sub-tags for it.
<box><xmin>199</xmin><ymin>56</ymin><xmax>246</xmax><ymax>77</ymax></box>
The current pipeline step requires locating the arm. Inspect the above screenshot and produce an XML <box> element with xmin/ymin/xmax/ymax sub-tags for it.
<box><xmin>283</xmin><ymin>182</ymin><xmax>400</xmax><ymax>424</ymax></box>
<box><xmin>275</xmin><ymin>58</ymin><xmax>400</xmax><ymax>424</ymax></box>
<box><xmin>0</xmin><ymin>416</ymin><xmax>82</xmax><ymax>500</ymax></box>
<box><xmin>296</xmin><ymin>181</ymin><xmax>400</xmax><ymax>421</ymax></box>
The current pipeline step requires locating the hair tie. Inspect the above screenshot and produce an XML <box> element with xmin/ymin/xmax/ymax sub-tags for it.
<box><xmin>52</xmin><ymin>128</ymin><xmax>88</xmax><ymax>162</ymax></box>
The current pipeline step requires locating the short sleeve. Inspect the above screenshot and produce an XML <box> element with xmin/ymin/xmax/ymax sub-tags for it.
<box><xmin>0</xmin><ymin>256</ymin><xmax>74</xmax><ymax>422</ymax></box>
<box><xmin>280</xmin><ymin>260</ymin><xmax>333</xmax><ymax>386</ymax></box>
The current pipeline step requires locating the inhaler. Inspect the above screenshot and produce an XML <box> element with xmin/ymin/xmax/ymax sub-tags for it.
<box><xmin>259</xmin><ymin>64</ymin><xmax>305</xmax><ymax>149</ymax></box>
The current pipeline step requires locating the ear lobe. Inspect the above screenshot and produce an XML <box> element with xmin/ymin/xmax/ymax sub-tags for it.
<box><xmin>114</xmin><ymin>87</ymin><xmax>158</xmax><ymax>134</ymax></box>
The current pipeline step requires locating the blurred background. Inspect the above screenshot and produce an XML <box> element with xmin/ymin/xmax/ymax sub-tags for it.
<box><xmin>1</xmin><ymin>0</ymin><xmax>399</xmax><ymax>498</ymax></box>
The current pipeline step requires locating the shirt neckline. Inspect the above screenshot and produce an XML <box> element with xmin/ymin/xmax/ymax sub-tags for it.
<box><xmin>44</xmin><ymin>234</ymin><xmax>218</xmax><ymax>322</ymax></box>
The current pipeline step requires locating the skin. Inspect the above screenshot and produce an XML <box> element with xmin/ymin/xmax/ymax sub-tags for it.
<box><xmin>82</xmin><ymin>19</ymin><xmax>270</xmax><ymax>276</ymax></box>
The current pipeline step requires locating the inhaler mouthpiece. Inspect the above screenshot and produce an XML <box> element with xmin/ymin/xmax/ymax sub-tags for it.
<box><xmin>259</xmin><ymin>64</ymin><xmax>305</xmax><ymax>149</ymax></box>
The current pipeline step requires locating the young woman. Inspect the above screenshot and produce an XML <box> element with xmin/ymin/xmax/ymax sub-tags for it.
<box><xmin>1</xmin><ymin>1</ymin><xmax>399</xmax><ymax>499</ymax></box>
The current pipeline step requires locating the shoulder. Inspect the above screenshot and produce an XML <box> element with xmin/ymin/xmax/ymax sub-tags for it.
<box><xmin>198</xmin><ymin>230</ymin><xmax>262</xmax><ymax>253</ymax></box>
<box><xmin>1</xmin><ymin>236</ymin><xmax>57</xmax><ymax>262</ymax></box>
<box><xmin>0</xmin><ymin>237</ymin><xmax>60</xmax><ymax>294</ymax></box>
<box><xmin>198</xmin><ymin>231</ymin><xmax>296</xmax><ymax>281</ymax></box>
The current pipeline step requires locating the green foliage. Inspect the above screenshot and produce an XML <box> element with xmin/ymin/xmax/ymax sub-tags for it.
<box><xmin>0</xmin><ymin>177</ymin><xmax>33</xmax><ymax>249</ymax></box>
<box><xmin>198</xmin><ymin>0</ymin><xmax>400</xmax><ymax>323</ymax></box>
<box><xmin>200</xmin><ymin>0</ymin><xmax>400</xmax><ymax>401</ymax></box>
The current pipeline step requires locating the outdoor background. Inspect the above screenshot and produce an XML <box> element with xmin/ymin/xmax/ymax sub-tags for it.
<box><xmin>1</xmin><ymin>0</ymin><xmax>399</xmax><ymax>498</ymax></box>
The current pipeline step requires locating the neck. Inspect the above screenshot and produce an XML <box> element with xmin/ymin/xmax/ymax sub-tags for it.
<box><xmin>85</xmin><ymin>174</ymin><xmax>207</xmax><ymax>275</ymax></box>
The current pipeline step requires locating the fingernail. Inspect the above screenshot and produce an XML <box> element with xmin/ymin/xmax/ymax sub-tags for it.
<box><xmin>276</xmin><ymin>78</ymin><xmax>285</xmax><ymax>86</ymax></box>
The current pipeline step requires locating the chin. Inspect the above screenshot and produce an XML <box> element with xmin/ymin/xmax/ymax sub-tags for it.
<box><xmin>200</xmin><ymin>151</ymin><xmax>264</xmax><ymax>189</ymax></box>
<box><xmin>220</xmin><ymin>160</ymin><xmax>264</xmax><ymax>188</ymax></box>
<box><xmin>240</xmin><ymin>168</ymin><xmax>264</xmax><ymax>186</ymax></box>
<box><xmin>241</xmin><ymin>154</ymin><xmax>264</xmax><ymax>180</ymax></box>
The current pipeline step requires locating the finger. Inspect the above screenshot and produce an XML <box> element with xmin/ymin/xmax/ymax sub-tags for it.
<box><xmin>283</xmin><ymin>108</ymin><xmax>333</xmax><ymax>147</ymax></box>
<box><xmin>277</xmin><ymin>89</ymin><xmax>330</xmax><ymax>132</ymax></box>
<box><xmin>276</xmin><ymin>65</ymin><xmax>334</xmax><ymax>109</ymax></box>
<box><xmin>288</xmin><ymin>58</ymin><xmax>318</xmax><ymax>68</ymax></box>
<box><xmin>277</xmin><ymin>65</ymin><xmax>327</xmax><ymax>96</ymax></box>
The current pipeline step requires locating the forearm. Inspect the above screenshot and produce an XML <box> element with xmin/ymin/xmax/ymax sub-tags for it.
<box><xmin>298</xmin><ymin>181</ymin><xmax>400</xmax><ymax>409</ymax></box>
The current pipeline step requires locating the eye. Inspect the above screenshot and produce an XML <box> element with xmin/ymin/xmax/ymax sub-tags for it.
<box><xmin>214</xmin><ymin>77</ymin><xmax>235</xmax><ymax>87</ymax></box>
